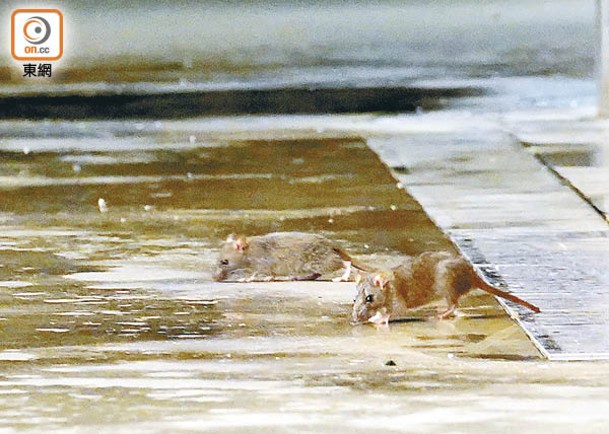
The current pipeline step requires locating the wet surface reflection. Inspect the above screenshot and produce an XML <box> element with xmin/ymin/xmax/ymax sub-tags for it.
<box><xmin>0</xmin><ymin>119</ymin><xmax>560</xmax><ymax>432</ymax></box>
<box><xmin>523</xmin><ymin>140</ymin><xmax>609</xmax><ymax>217</ymax></box>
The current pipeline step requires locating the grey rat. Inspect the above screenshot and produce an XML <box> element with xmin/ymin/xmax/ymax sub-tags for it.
<box><xmin>213</xmin><ymin>232</ymin><xmax>372</xmax><ymax>282</ymax></box>
<box><xmin>352</xmin><ymin>251</ymin><xmax>540</xmax><ymax>325</ymax></box>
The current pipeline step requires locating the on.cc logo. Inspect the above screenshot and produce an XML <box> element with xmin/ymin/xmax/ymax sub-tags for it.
<box><xmin>11</xmin><ymin>9</ymin><xmax>63</xmax><ymax>61</ymax></box>
<box><xmin>23</xmin><ymin>16</ymin><xmax>52</xmax><ymax>45</ymax></box>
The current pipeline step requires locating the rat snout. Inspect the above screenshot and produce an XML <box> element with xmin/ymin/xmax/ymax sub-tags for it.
<box><xmin>212</xmin><ymin>269</ymin><xmax>227</xmax><ymax>282</ymax></box>
<box><xmin>350</xmin><ymin>310</ymin><xmax>363</xmax><ymax>325</ymax></box>
<box><xmin>350</xmin><ymin>302</ymin><xmax>369</xmax><ymax>325</ymax></box>
<box><xmin>349</xmin><ymin>318</ymin><xmax>366</xmax><ymax>326</ymax></box>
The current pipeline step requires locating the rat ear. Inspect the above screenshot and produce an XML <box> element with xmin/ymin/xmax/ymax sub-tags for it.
<box><xmin>373</xmin><ymin>274</ymin><xmax>387</xmax><ymax>288</ymax></box>
<box><xmin>233</xmin><ymin>236</ymin><xmax>249</xmax><ymax>253</ymax></box>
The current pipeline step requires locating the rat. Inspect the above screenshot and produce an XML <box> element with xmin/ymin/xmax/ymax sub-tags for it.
<box><xmin>351</xmin><ymin>251</ymin><xmax>540</xmax><ymax>325</ymax></box>
<box><xmin>213</xmin><ymin>232</ymin><xmax>372</xmax><ymax>282</ymax></box>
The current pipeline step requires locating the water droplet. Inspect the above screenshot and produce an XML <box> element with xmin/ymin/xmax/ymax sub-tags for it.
<box><xmin>98</xmin><ymin>198</ymin><xmax>108</xmax><ymax>213</ymax></box>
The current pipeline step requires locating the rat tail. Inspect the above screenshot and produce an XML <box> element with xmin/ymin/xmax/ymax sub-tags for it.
<box><xmin>333</xmin><ymin>248</ymin><xmax>374</xmax><ymax>272</ymax></box>
<box><xmin>474</xmin><ymin>274</ymin><xmax>540</xmax><ymax>313</ymax></box>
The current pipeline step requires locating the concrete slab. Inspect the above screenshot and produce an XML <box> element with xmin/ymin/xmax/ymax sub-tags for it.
<box><xmin>507</xmin><ymin>113</ymin><xmax>609</xmax><ymax>219</ymax></box>
<box><xmin>368</xmin><ymin>125</ymin><xmax>609</xmax><ymax>360</ymax></box>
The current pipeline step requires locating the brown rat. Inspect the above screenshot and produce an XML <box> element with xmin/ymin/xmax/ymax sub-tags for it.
<box><xmin>213</xmin><ymin>232</ymin><xmax>372</xmax><ymax>282</ymax></box>
<box><xmin>351</xmin><ymin>251</ymin><xmax>540</xmax><ymax>325</ymax></box>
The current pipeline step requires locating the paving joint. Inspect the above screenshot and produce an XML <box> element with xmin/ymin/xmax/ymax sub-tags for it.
<box><xmin>367</xmin><ymin>112</ymin><xmax>609</xmax><ymax>360</ymax></box>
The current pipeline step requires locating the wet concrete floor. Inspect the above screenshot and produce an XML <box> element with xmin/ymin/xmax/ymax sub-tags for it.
<box><xmin>505</xmin><ymin>108</ymin><xmax>609</xmax><ymax>219</ymax></box>
<box><xmin>364</xmin><ymin>108</ymin><xmax>609</xmax><ymax>360</ymax></box>
<box><xmin>0</xmin><ymin>116</ymin><xmax>584</xmax><ymax>432</ymax></box>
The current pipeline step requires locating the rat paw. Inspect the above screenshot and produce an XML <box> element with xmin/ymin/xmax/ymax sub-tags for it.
<box><xmin>244</xmin><ymin>272</ymin><xmax>259</xmax><ymax>283</ymax></box>
<box><xmin>436</xmin><ymin>309</ymin><xmax>457</xmax><ymax>320</ymax></box>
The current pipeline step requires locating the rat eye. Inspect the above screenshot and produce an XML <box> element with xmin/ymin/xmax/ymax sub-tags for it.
<box><xmin>365</xmin><ymin>294</ymin><xmax>374</xmax><ymax>303</ymax></box>
<box><xmin>220</xmin><ymin>259</ymin><xmax>229</xmax><ymax>266</ymax></box>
